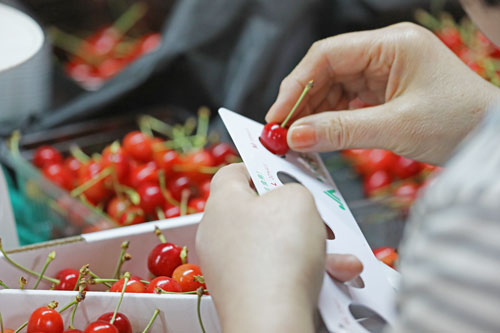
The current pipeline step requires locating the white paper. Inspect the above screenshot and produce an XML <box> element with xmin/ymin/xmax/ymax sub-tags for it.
<box><xmin>219</xmin><ymin>108</ymin><xmax>397</xmax><ymax>333</ymax></box>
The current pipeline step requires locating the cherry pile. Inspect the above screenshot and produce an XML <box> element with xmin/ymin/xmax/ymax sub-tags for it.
<box><xmin>0</xmin><ymin>226</ymin><xmax>208</xmax><ymax>332</ymax></box>
<box><xmin>50</xmin><ymin>2</ymin><xmax>161</xmax><ymax>90</ymax></box>
<box><xmin>416</xmin><ymin>8</ymin><xmax>500</xmax><ymax>86</ymax></box>
<box><xmin>30</xmin><ymin>111</ymin><xmax>238</xmax><ymax>230</ymax></box>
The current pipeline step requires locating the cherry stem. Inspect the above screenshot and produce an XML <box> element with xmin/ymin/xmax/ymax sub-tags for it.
<box><xmin>172</xmin><ymin>165</ymin><xmax>220</xmax><ymax>174</ymax></box>
<box><xmin>69</xmin><ymin>302</ymin><xmax>78</xmax><ymax>329</ymax></box>
<box><xmin>74</xmin><ymin>264</ymin><xmax>90</xmax><ymax>291</ymax></box>
<box><xmin>156</xmin><ymin>288</ymin><xmax>208</xmax><ymax>295</ymax></box>
<box><xmin>180</xmin><ymin>189</ymin><xmax>189</xmax><ymax>216</ymax></box>
<box><xmin>0</xmin><ymin>280</ymin><xmax>8</xmax><ymax>289</ymax></box>
<box><xmin>70</xmin><ymin>145</ymin><xmax>90</xmax><ymax>163</ymax></box>
<box><xmin>140</xmin><ymin>115</ymin><xmax>173</xmax><ymax>139</ymax></box>
<box><xmin>0</xmin><ymin>311</ymin><xmax>4</xmax><ymax>333</ymax></box>
<box><xmin>89</xmin><ymin>271</ymin><xmax>112</xmax><ymax>288</ymax></box>
<box><xmin>0</xmin><ymin>239</ymin><xmax>60</xmax><ymax>285</ymax></box>
<box><xmin>70</xmin><ymin>167</ymin><xmax>113</xmax><ymax>197</ymax></box>
<box><xmin>33</xmin><ymin>250</ymin><xmax>56</xmax><ymax>289</ymax></box>
<box><xmin>111</xmin><ymin>272</ymin><xmax>130</xmax><ymax>325</ymax></box>
<box><xmin>158</xmin><ymin>170</ymin><xmax>180</xmax><ymax>207</ymax></box>
<box><xmin>184</xmin><ymin>117</ymin><xmax>197</xmax><ymax>136</ymax></box>
<box><xmin>141</xmin><ymin>309</ymin><xmax>160</xmax><ymax>333</ymax></box>
<box><xmin>197</xmin><ymin>287</ymin><xmax>206</xmax><ymax>333</ymax></box>
<box><xmin>8</xmin><ymin>130</ymin><xmax>21</xmax><ymax>157</ymax></box>
<box><xmin>154</xmin><ymin>226</ymin><xmax>167</xmax><ymax>244</ymax></box>
<box><xmin>180</xmin><ymin>246</ymin><xmax>188</xmax><ymax>265</ymax></box>
<box><xmin>116</xmin><ymin>184</ymin><xmax>140</xmax><ymax>205</ymax></box>
<box><xmin>113</xmin><ymin>241</ymin><xmax>130</xmax><ymax>279</ymax></box>
<box><xmin>281</xmin><ymin>80</ymin><xmax>314</xmax><ymax>128</ymax></box>
<box><xmin>113</xmin><ymin>2</ymin><xmax>148</xmax><ymax>37</ymax></box>
<box><xmin>18</xmin><ymin>277</ymin><xmax>27</xmax><ymax>289</ymax></box>
<box><xmin>156</xmin><ymin>207</ymin><xmax>166</xmax><ymax>220</ymax></box>
<box><xmin>92</xmin><ymin>278</ymin><xmax>150</xmax><ymax>285</ymax></box>
<box><xmin>194</xmin><ymin>107</ymin><xmax>210</xmax><ymax>148</ymax></box>
<box><xmin>48</xmin><ymin>26</ymin><xmax>96</xmax><ymax>64</ymax></box>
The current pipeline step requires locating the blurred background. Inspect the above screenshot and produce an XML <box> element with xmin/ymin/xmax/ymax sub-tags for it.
<box><xmin>1</xmin><ymin>0</ymin><xmax>499</xmax><ymax>253</ymax></box>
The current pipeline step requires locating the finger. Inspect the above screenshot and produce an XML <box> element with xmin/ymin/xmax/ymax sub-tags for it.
<box><xmin>287</xmin><ymin>100</ymin><xmax>400</xmax><ymax>152</ymax></box>
<box><xmin>325</xmin><ymin>254</ymin><xmax>363</xmax><ymax>282</ymax></box>
<box><xmin>209</xmin><ymin>163</ymin><xmax>256</xmax><ymax>199</ymax></box>
<box><xmin>265</xmin><ymin>28</ymin><xmax>394</xmax><ymax>124</ymax></box>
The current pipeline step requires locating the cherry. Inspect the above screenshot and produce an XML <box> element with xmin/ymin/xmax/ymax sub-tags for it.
<box><xmin>172</xmin><ymin>264</ymin><xmax>206</xmax><ymax>292</ymax></box>
<box><xmin>55</xmin><ymin>268</ymin><xmax>80</xmax><ymax>291</ymax></box>
<box><xmin>167</xmin><ymin>176</ymin><xmax>196</xmax><ymax>201</ymax></box>
<box><xmin>363</xmin><ymin>170</ymin><xmax>392</xmax><ymax>197</ymax></box>
<box><xmin>3</xmin><ymin>330</ymin><xmax>15</xmax><ymax>333</ymax></box>
<box><xmin>138</xmin><ymin>33</ymin><xmax>161</xmax><ymax>54</ymax></box>
<box><xmin>188</xmin><ymin>198</ymin><xmax>206</xmax><ymax>213</ymax></box>
<box><xmin>83</xmin><ymin>27</ymin><xmax>120</xmax><ymax>58</ymax></box>
<box><xmin>78</xmin><ymin>161</ymin><xmax>111</xmax><ymax>204</ymax></box>
<box><xmin>109</xmin><ymin>276</ymin><xmax>146</xmax><ymax>293</ymax></box>
<box><xmin>137</xmin><ymin>182</ymin><xmax>165</xmax><ymax>215</ymax></box>
<box><xmin>117</xmin><ymin>206</ymin><xmax>145</xmax><ymax>226</ymax></box>
<box><xmin>161</xmin><ymin>204</ymin><xmax>181</xmax><ymax>219</ymax></box>
<box><xmin>102</xmin><ymin>145</ymin><xmax>130</xmax><ymax>184</ymax></box>
<box><xmin>177</xmin><ymin>150</ymin><xmax>215</xmax><ymax>184</ymax></box>
<box><xmin>393</xmin><ymin>182</ymin><xmax>420</xmax><ymax>205</ymax></box>
<box><xmin>259</xmin><ymin>123</ymin><xmax>289</xmax><ymax>155</ymax></box>
<box><xmin>373</xmin><ymin>247</ymin><xmax>398</xmax><ymax>268</ymax></box>
<box><xmin>106</xmin><ymin>197</ymin><xmax>130</xmax><ymax>221</ymax></box>
<box><xmin>98</xmin><ymin>58</ymin><xmax>126</xmax><ymax>79</ymax></box>
<box><xmin>123</xmin><ymin>131</ymin><xmax>153</xmax><ymax>162</ymax></box>
<box><xmin>148</xmin><ymin>243</ymin><xmax>185</xmax><ymax>277</ymax></box>
<box><xmin>64</xmin><ymin>157</ymin><xmax>83</xmax><ymax>178</ymax></box>
<box><xmin>33</xmin><ymin>146</ymin><xmax>63</xmax><ymax>169</ymax></box>
<box><xmin>27</xmin><ymin>306</ymin><xmax>64</xmax><ymax>333</ymax></box>
<box><xmin>355</xmin><ymin>149</ymin><xmax>397</xmax><ymax>176</ymax></box>
<box><xmin>64</xmin><ymin>330</ymin><xmax>83</xmax><ymax>333</ymax></box>
<box><xmin>199</xmin><ymin>180</ymin><xmax>211</xmax><ymax>200</ymax></box>
<box><xmin>97</xmin><ymin>313</ymin><xmax>132</xmax><ymax>333</ymax></box>
<box><xmin>42</xmin><ymin>163</ymin><xmax>75</xmax><ymax>190</ymax></box>
<box><xmin>154</xmin><ymin>149</ymin><xmax>180</xmax><ymax>175</ymax></box>
<box><xmin>84</xmin><ymin>321</ymin><xmax>118</xmax><ymax>333</ymax></box>
<box><xmin>209</xmin><ymin>143</ymin><xmax>237</xmax><ymax>165</ymax></box>
<box><xmin>391</xmin><ymin>156</ymin><xmax>423</xmax><ymax>179</ymax></box>
<box><xmin>437</xmin><ymin>27</ymin><xmax>463</xmax><ymax>54</ymax></box>
<box><xmin>128</xmin><ymin>162</ymin><xmax>158</xmax><ymax>188</ymax></box>
<box><xmin>146</xmin><ymin>276</ymin><xmax>182</xmax><ymax>293</ymax></box>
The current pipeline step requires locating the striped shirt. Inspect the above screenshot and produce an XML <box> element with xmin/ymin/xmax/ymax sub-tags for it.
<box><xmin>390</xmin><ymin>107</ymin><xmax>500</xmax><ymax>332</ymax></box>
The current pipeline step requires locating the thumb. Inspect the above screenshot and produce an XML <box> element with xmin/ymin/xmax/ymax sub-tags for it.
<box><xmin>287</xmin><ymin>102</ymin><xmax>397</xmax><ymax>152</ymax></box>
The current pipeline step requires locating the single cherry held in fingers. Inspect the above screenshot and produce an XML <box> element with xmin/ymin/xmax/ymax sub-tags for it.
<box><xmin>27</xmin><ymin>306</ymin><xmax>64</xmax><ymax>333</ymax></box>
<box><xmin>260</xmin><ymin>80</ymin><xmax>314</xmax><ymax>155</ymax></box>
<box><xmin>97</xmin><ymin>313</ymin><xmax>132</xmax><ymax>333</ymax></box>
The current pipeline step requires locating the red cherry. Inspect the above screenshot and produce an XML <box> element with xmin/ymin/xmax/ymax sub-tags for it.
<box><xmin>42</xmin><ymin>163</ymin><xmax>75</xmax><ymax>190</ymax></box>
<box><xmin>188</xmin><ymin>198</ymin><xmax>206</xmax><ymax>213</ymax></box>
<box><xmin>84</xmin><ymin>321</ymin><xmax>118</xmax><ymax>333</ymax></box>
<box><xmin>83</xmin><ymin>27</ymin><xmax>121</xmax><ymax>57</ymax></box>
<box><xmin>373</xmin><ymin>247</ymin><xmax>398</xmax><ymax>268</ymax></box>
<box><xmin>27</xmin><ymin>306</ymin><xmax>64</xmax><ymax>333</ymax></box>
<box><xmin>55</xmin><ymin>268</ymin><xmax>80</xmax><ymax>291</ymax></box>
<box><xmin>259</xmin><ymin>123</ymin><xmax>289</xmax><ymax>155</ymax></box>
<box><xmin>33</xmin><ymin>146</ymin><xmax>63</xmax><ymax>169</ymax></box>
<box><xmin>123</xmin><ymin>131</ymin><xmax>153</xmax><ymax>162</ymax></box>
<box><xmin>118</xmin><ymin>206</ymin><xmax>145</xmax><ymax>226</ymax></box>
<box><xmin>154</xmin><ymin>149</ymin><xmax>180</xmax><ymax>175</ymax></box>
<box><xmin>64</xmin><ymin>330</ymin><xmax>83</xmax><ymax>333</ymax></box>
<box><xmin>146</xmin><ymin>276</ymin><xmax>182</xmax><ymax>293</ymax></box>
<box><xmin>177</xmin><ymin>150</ymin><xmax>215</xmax><ymax>184</ymax></box>
<box><xmin>98</xmin><ymin>58</ymin><xmax>126</xmax><ymax>79</ymax></box>
<box><xmin>138</xmin><ymin>33</ymin><xmax>162</xmax><ymax>54</ymax></box>
<box><xmin>393</xmin><ymin>182</ymin><xmax>419</xmax><ymax>205</ymax></box>
<box><xmin>199</xmin><ymin>180</ymin><xmax>211</xmax><ymax>200</ymax></box>
<box><xmin>64</xmin><ymin>157</ymin><xmax>83</xmax><ymax>178</ymax></box>
<box><xmin>363</xmin><ymin>170</ymin><xmax>392</xmax><ymax>197</ymax></box>
<box><xmin>106</xmin><ymin>197</ymin><xmax>130</xmax><ymax>221</ymax></box>
<box><xmin>109</xmin><ymin>276</ymin><xmax>146</xmax><ymax>293</ymax></box>
<box><xmin>148</xmin><ymin>243</ymin><xmax>185</xmax><ymax>277</ymax></box>
<box><xmin>172</xmin><ymin>264</ymin><xmax>206</xmax><ymax>292</ymax></box>
<box><xmin>437</xmin><ymin>27</ymin><xmax>463</xmax><ymax>54</ymax></box>
<box><xmin>97</xmin><ymin>313</ymin><xmax>131</xmax><ymax>333</ymax></box>
<box><xmin>162</xmin><ymin>204</ymin><xmax>181</xmax><ymax>219</ymax></box>
<box><xmin>355</xmin><ymin>149</ymin><xmax>397</xmax><ymax>176</ymax></box>
<box><xmin>102</xmin><ymin>146</ymin><xmax>130</xmax><ymax>184</ymax></box>
<box><xmin>391</xmin><ymin>156</ymin><xmax>423</xmax><ymax>179</ymax></box>
<box><xmin>167</xmin><ymin>176</ymin><xmax>196</xmax><ymax>201</ymax></box>
<box><xmin>341</xmin><ymin>149</ymin><xmax>370</xmax><ymax>163</ymax></box>
<box><xmin>3</xmin><ymin>329</ymin><xmax>15</xmax><ymax>333</ymax></box>
<box><xmin>78</xmin><ymin>161</ymin><xmax>111</xmax><ymax>204</ymax></box>
<box><xmin>209</xmin><ymin>143</ymin><xmax>238</xmax><ymax>165</ymax></box>
<box><xmin>137</xmin><ymin>182</ymin><xmax>165</xmax><ymax>215</ymax></box>
<box><xmin>128</xmin><ymin>162</ymin><xmax>158</xmax><ymax>188</ymax></box>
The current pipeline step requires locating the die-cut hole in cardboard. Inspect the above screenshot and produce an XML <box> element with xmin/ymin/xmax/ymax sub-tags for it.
<box><xmin>324</xmin><ymin>222</ymin><xmax>335</xmax><ymax>240</ymax></box>
<box><xmin>349</xmin><ymin>303</ymin><xmax>387</xmax><ymax>333</ymax></box>
<box><xmin>219</xmin><ymin>108</ymin><xmax>398</xmax><ymax>332</ymax></box>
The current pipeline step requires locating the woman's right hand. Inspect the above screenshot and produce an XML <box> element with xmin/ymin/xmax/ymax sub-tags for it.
<box><xmin>266</xmin><ymin>22</ymin><xmax>500</xmax><ymax>165</ymax></box>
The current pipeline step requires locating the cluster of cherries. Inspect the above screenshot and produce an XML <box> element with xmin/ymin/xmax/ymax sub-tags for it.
<box><xmin>32</xmin><ymin>114</ymin><xmax>237</xmax><ymax>230</ymax></box>
<box><xmin>416</xmin><ymin>8</ymin><xmax>500</xmax><ymax>85</ymax></box>
<box><xmin>51</xmin><ymin>2</ymin><xmax>161</xmax><ymax>90</ymax></box>
<box><xmin>0</xmin><ymin>227</ymin><xmax>205</xmax><ymax>332</ymax></box>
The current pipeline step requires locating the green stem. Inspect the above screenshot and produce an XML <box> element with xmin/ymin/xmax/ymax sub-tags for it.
<box><xmin>89</xmin><ymin>271</ymin><xmax>112</xmax><ymax>288</ymax></box>
<box><xmin>58</xmin><ymin>299</ymin><xmax>78</xmax><ymax>314</ymax></box>
<box><xmin>91</xmin><ymin>278</ymin><xmax>150</xmax><ymax>285</ymax></box>
<box><xmin>33</xmin><ymin>251</ymin><xmax>56</xmax><ymax>289</ymax></box>
<box><xmin>49</xmin><ymin>27</ymin><xmax>96</xmax><ymax>64</ymax></box>
<box><xmin>8</xmin><ymin>130</ymin><xmax>21</xmax><ymax>156</ymax></box>
<box><xmin>197</xmin><ymin>287</ymin><xmax>206</xmax><ymax>333</ymax></box>
<box><xmin>1</xmin><ymin>312</ymin><xmax>4</xmax><ymax>333</ymax></box>
<box><xmin>0</xmin><ymin>280</ymin><xmax>9</xmax><ymax>289</ymax></box>
<box><xmin>195</xmin><ymin>107</ymin><xmax>210</xmax><ymax>148</ymax></box>
<box><xmin>113</xmin><ymin>2</ymin><xmax>148</xmax><ymax>36</ymax></box>
<box><xmin>70</xmin><ymin>145</ymin><xmax>90</xmax><ymax>163</ymax></box>
<box><xmin>0</xmin><ymin>239</ymin><xmax>59</xmax><ymax>285</ymax></box>
<box><xmin>141</xmin><ymin>309</ymin><xmax>160</xmax><ymax>333</ymax></box>
<box><xmin>111</xmin><ymin>273</ymin><xmax>129</xmax><ymax>325</ymax></box>
<box><xmin>154</xmin><ymin>226</ymin><xmax>167</xmax><ymax>244</ymax></box>
<box><xmin>70</xmin><ymin>168</ymin><xmax>113</xmax><ymax>197</ymax></box>
<box><xmin>141</xmin><ymin>115</ymin><xmax>174</xmax><ymax>138</ymax></box>
<box><xmin>69</xmin><ymin>303</ymin><xmax>78</xmax><ymax>329</ymax></box>
<box><xmin>156</xmin><ymin>288</ymin><xmax>208</xmax><ymax>295</ymax></box>
<box><xmin>180</xmin><ymin>246</ymin><xmax>188</xmax><ymax>265</ymax></box>
<box><xmin>180</xmin><ymin>190</ymin><xmax>189</xmax><ymax>216</ymax></box>
<box><xmin>156</xmin><ymin>207</ymin><xmax>166</xmax><ymax>220</ymax></box>
<box><xmin>158</xmin><ymin>170</ymin><xmax>180</xmax><ymax>207</ymax></box>
<box><xmin>281</xmin><ymin>80</ymin><xmax>314</xmax><ymax>128</ymax></box>
<box><xmin>14</xmin><ymin>321</ymin><xmax>27</xmax><ymax>333</ymax></box>
<box><xmin>113</xmin><ymin>241</ymin><xmax>130</xmax><ymax>279</ymax></box>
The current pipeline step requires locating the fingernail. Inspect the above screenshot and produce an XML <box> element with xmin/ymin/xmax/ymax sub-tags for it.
<box><xmin>289</xmin><ymin>125</ymin><xmax>317</xmax><ymax>149</ymax></box>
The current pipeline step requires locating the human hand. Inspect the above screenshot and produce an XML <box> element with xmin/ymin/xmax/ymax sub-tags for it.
<box><xmin>266</xmin><ymin>22</ymin><xmax>500</xmax><ymax>165</ymax></box>
<box><xmin>196</xmin><ymin>163</ymin><xmax>326</xmax><ymax>332</ymax></box>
